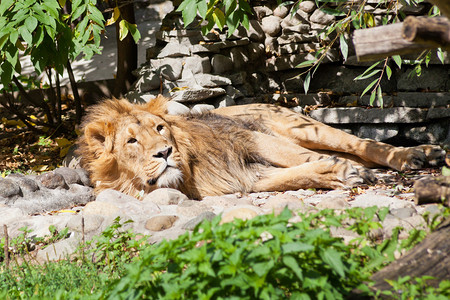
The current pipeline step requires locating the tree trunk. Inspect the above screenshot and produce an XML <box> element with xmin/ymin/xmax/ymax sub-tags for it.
<box><xmin>370</xmin><ymin>217</ymin><xmax>450</xmax><ymax>292</ymax></box>
<box><xmin>414</xmin><ymin>176</ymin><xmax>450</xmax><ymax>206</ymax></box>
<box><xmin>113</xmin><ymin>1</ymin><xmax>138</xmax><ymax>98</ymax></box>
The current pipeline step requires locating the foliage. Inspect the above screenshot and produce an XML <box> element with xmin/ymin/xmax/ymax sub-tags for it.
<box><xmin>105</xmin><ymin>207</ymin><xmax>426</xmax><ymax>299</ymax></box>
<box><xmin>1</xmin><ymin>207</ymin><xmax>449</xmax><ymax>298</ymax></box>
<box><xmin>176</xmin><ymin>0</ymin><xmax>252</xmax><ymax>36</ymax></box>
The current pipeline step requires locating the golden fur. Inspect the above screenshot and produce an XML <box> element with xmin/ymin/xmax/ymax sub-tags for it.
<box><xmin>78</xmin><ymin>96</ymin><xmax>445</xmax><ymax>199</ymax></box>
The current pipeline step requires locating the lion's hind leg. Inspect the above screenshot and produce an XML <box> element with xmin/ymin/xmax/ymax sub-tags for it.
<box><xmin>252</xmin><ymin>157</ymin><xmax>375</xmax><ymax>192</ymax></box>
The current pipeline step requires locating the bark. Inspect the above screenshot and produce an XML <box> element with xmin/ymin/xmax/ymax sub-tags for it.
<box><xmin>113</xmin><ymin>1</ymin><xmax>138</xmax><ymax>97</ymax></box>
<box><xmin>414</xmin><ymin>176</ymin><xmax>450</xmax><ymax>206</ymax></box>
<box><xmin>370</xmin><ymin>217</ymin><xmax>450</xmax><ymax>292</ymax></box>
<box><xmin>402</xmin><ymin>16</ymin><xmax>450</xmax><ymax>47</ymax></box>
<box><xmin>352</xmin><ymin>23</ymin><xmax>435</xmax><ymax>62</ymax></box>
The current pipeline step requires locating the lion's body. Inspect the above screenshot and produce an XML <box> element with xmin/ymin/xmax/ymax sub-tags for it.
<box><xmin>78</xmin><ymin>97</ymin><xmax>444</xmax><ymax>198</ymax></box>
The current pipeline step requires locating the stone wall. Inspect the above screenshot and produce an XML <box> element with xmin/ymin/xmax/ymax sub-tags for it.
<box><xmin>128</xmin><ymin>0</ymin><xmax>450</xmax><ymax>146</ymax></box>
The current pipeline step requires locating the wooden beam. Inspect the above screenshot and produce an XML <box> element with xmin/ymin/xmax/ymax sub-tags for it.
<box><xmin>353</xmin><ymin>23</ymin><xmax>433</xmax><ymax>62</ymax></box>
<box><xmin>403</xmin><ymin>16</ymin><xmax>450</xmax><ymax>47</ymax></box>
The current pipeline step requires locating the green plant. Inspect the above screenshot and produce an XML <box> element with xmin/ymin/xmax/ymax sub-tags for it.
<box><xmin>105</xmin><ymin>207</ymin><xmax>421</xmax><ymax>299</ymax></box>
<box><xmin>381</xmin><ymin>276</ymin><xmax>450</xmax><ymax>300</ymax></box>
<box><xmin>82</xmin><ymin>217</ymin><xmax>148</xmax><ymax>274</ymax></box>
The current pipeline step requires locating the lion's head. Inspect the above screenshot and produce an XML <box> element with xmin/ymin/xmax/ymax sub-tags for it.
<box><xmin>78</xmin><ymin>96</ymin><xmax>184</xmax><ymax>197</ymax></box>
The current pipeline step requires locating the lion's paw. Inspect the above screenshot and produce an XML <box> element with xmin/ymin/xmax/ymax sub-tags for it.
<box><xmin>326</xmin><ymin>157</ymin><xmax>376</xmax><ymax>188</ymax></box>
<box><xmin>394</xmin><ymin>145</ymin><xmax>445</xmax><ymax>171</ymax></box>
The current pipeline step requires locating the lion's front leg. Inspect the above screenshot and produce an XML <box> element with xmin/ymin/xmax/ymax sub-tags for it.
<box><xmin>252</xmin><ymin>157</ymin><xmax>376</xmax><ymax>192</ymax></box>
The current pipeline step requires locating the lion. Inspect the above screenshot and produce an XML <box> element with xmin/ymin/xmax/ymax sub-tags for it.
<box><xmin>77</xmin><ymin>96</ymin><xmax>445</xmax><ymax>199</ymax></box>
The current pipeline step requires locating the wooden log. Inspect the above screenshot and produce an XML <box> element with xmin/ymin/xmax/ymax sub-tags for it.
<box><xmin>428</xmin><ymin>0</ymin><xmax>450</xmax><ymax>19</ymax></box>
<box><xmin>370</xmin><ymin>217</ymin><xmax>450</xmax><ymax>292</ymax></box>
<box><xmin>353</xmin><ymin>23</ymin><xmax>435</xmax><ymax>61</ymax></box>
<box><xmin>403</xmin><ymin>16</ymin><xmax>450</xmax><ymax>47</ymax></box>
<box><xmin>414</xmin><ymin>176</ymin><xmax>450</xmax><ymax>206</ymax></box>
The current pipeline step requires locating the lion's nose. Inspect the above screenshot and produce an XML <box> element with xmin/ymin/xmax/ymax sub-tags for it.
<box><xmin>153</xmin><ymin>146</ymin><xmax>172</xmax><ymax>160</ymax></box>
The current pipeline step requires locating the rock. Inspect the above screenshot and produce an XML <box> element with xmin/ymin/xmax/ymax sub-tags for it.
<box><xmin>36</xmin><ymin>235</ymin><xmax>79</xmax><ymax>263</ymax></box>
<box><xmin>68</xmin><ymin>184</ymin><xmax>95</xmax><ymax>205</ymax></box>
<box><xmin>357</xmin><ymin>124</ymin><xmax>399</xmax><ymax>141</ymax></box>
<box><xmin>316</xmin><ymin>197</ymin><xmax>350</xmax><ymax>209</ymax></box>
<box><xmin>67</xmin><ymin>214</ymin><xmax>104</xmax><ymax>233</ymax></box>
<box><xmin>390</xmin><ymin>207</ymin><xmax>417</xmax><ymax>219</ymax></box>
<box><xmin>0</xmin><ymin>178</ymin><xmax>22</xmax><ymax>198</ymax></box>
<box><xmin>217</xmin><ymin>95</ymin><xmax>236</xmax><ymax>108</ymax></box>
<box><xmin>350</xmin><ymin>194</ymin><xmax>414</xmax><ymax>209</ymax></box>
<box><xmin>193</xmin><ymin>74</ymin><xmax>232</xmax><ymax>87</ymax></box>
<box><xmin>230</xmin><ymin>47</ymin><xmax>249</xmax><ymax>69</ymax></box>
<box><xmin>309</xmin><ymin>9</ymin><xmax>335</xmax><ymax>25</ymax></box>
<box><xmin>404</xmin><ymin>122</ymin><xmax>448</xmax><ymax>144</ymax></box>
<box><xmin>254</xmin><ymin>6</ymin><xmax>273</xmax><ymax>19</ymax></box>
<box><xmin>261</xmin><ymin>16</ymin><xmax>282</xmax><ymax>37</ymax></box>
<box><xmin>54</xmin><ymin>167</ymin><xmax>82</xmax><ymax>185</ymax></box>
<box><xmin>220</xmin><ymin>207</ymin><xmax>259</xmax><ymax>224</ymax></box>
<box><xmin>171</xmin><ymin>87</ymin><xmax>226</xmax><ymax>102</ymax></box>
<box><xmin>0</xmin><ymin>207</ymin><xmax>27</xmax><ymax>225</ymax></box>
<box><xmin>157</xmin><ymin>42</ymin><xmax>190</xmax><ymax>58</ymax></box>
<box><xmin>182</xmin><ymin>55</ymin><xmax>211</xmax><ymax>76</ymax></box>
<box><xmin>299</xmin><ymin>1</ymin><xmax>316</xmax><ymax>13</ymax></box>
<box><xmin>182</xmin><ymin>211</ymin><xmax>216</xmax><ymax>230</ymax></box>
<box><xmin>37</xmin><ymin>172</ymin><xmax>68</xmax><ymax>190</ymax></box>
<box><xmin>145</xmin><ymin>215</ymin><xmax>179</xmax><ymax>231</ymax></box>
<box><xmin>309</xmin><ymin>107</ymin><xmax>429</xmax><ymax>124</ymax></box>
<box><xmin>177</xmin><ymin>199</ymin><xmax>212</xmax><ymax>217</ymax></box>
<box><xmin>190</xmin><ymin>43</ymin><xmax>221</xmax><ymax>54</ymax></box>
<box><xmin>397</xmin><ymin>66</ymin><xmax>450</xmax><ymax>91</ymax></box>
<box><xmin>273</xmin><ymin>5</ymin><xmax>290</xmax><ymax>18</ymax></box>
<box><xmin>132</xmin><ymin>71</ymin><xmax>160</xmax><ymax>93</ymax></box>
<box><xmin>247</xmin><ymin>42</ymin><xmax>265</xmax><ymax>62</ymax></box>
<box><xmin>191</xmin><ymin>104</ymin><xmax>215</xmax><ymax>114</ymax></box>
<box><xmin>83</xmin><ymin>201</ymin><xmax>121</xmax><ymax>217</ymax></box>
<box><xmin>282</xmin><ymin>24</ymin><xmax>311</xmax><ymax>34</ymax></box>
<box><xmin>143</xmin><ymin>188</ymin><xmax>189</xmax><ymax>205</ymax></box>
<box><xmin>167</xmin><ymin>100</ymin><xmax>190</xmax><ymax>115</ymax></box>
<box><xmin>75</xmin><ymin>168</ymin><xmax>91</xmax><ymax>186</ymax></box>
<box><xmin>150</xmin><ymin>58</ymin><xmax>183</xmax><ymax>81</ymax></box>
<box><xmin>211</xmin><ymin>54</ymin><xmax>234</xmax><ymax>74</ymax></box>
<box><xmin>247</xmin><ymin>20</ymin><xmax>265</xmax><ymax>42</ymax></box>
<box><xmin>262</xmin><ymin>194</ymin><xmax>308</xmax><ymax>213</ymax></box>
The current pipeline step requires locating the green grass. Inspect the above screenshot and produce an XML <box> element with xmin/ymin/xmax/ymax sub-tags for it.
<box><xmin>1</xmin><ymin>207</ymin><xmax>449</xmax><ymax>299</ymax></box>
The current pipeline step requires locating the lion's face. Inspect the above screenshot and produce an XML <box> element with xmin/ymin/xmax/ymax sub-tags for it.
<box><xmin>81</xmin><ymin>98</ymin><xmax>183</xmax><ymax>195</ymax></box>
<box><xmin>113</xmin><ymin>111</ymin><xmax>183</xmax><ymax>190</ymax></box>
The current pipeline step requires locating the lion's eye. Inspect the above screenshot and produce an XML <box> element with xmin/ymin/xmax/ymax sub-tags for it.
<box><xmin>127</xmin><ymin>138</ymin><xmax>137</xmax><ymax>144</ymax></box>
<box><xmin>156</xmin><ymin>125</ymin><xmax>164</xmax><ymax>132</ymax></box>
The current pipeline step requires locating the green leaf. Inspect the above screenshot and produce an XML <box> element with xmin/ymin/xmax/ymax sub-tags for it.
<box><xmin>180</xmin><ymin>0</ymin><xmax>197</xmax><ymax>26</ymax></box>
<box><xmin>339</xmin><ymin>34</ymin><xmax>348</xmax><ymax>60</ymax></box>
<box><xmin>392</xmin><ymin>55</ymin><xmax>402</xmax><ymax>69</ymax></box>
<box><xmin>128</xmin><ymin>22</ymin><xmax>141</xmax><ymax>43</ymax></box>
<box><xmin>119</xmin><ymin>19</ymin><xmax>129</xmax><ymax>41</ymax></box>
<box><xmin>282</xmin><ymin>255</ymin><xmax>303</xmax><ymax>280</ymax></box>
<box><xmin>436</xmin><ymin>48</ymin><xmax>444</xmax><ymax>64</ymax></box>
<box><xmin>354</xmin><ymin>61</ymin><xmax>382</xmax><ymax>80</ymax></box>
<box><xmin>0</xmin><ymin>0</ymin><xmax>14</xmax><ymax>15</ymax></box>
<box><xmin>282</xmin><ymin>242</ymin><xmax>314</xmax><ymax>254</ymax></box>
<box><xmin>212</xmin><ymin>8</ymin><xmax>226</xmax><ymax>30</ymax></box>
<box><xmin>303</xmin><ymin>71</ymin><xmax>311</xmax><ymax>95</ymax></box>
<box><xmin>24</xmin><ymin>15</ymin><xmax>38</xmax><ymax>32</ymax></box>
<box><xmin>320</xmin><ymin>248</ymin><xmax>346</xmax><ymax>277</ymax></box>
<box><xmin>19</xmin><ymin>26</ymin><xmax>33</xmax><ymax>45</ymax></box>
<box><xmin>385</xmin><ymin>65</ymin><xmax>392</xmax><ymax>80</ymax></box>
<box><xmin>377</xmin><ymin>85</ymin><xmax>383</xmax><ymax>108</ymax></box>
<box><xmin>369</xmin><ymin>89</ymin><xmax>376</xmax><ymax>106</ymax></box>
<box><xmin>197</xmin><ymin>0</ymin><xmax>207</xmax><ymax>18</ymax></box>
<box><xmin>9</xmin><ymin>30</ymin><xmax>18</xmax><ymax>44</ymax></box>
<box><xmin>42</xmin><ymin>0</ymin><xmax>60</xmax><ymax>19</ymax></box>
<box><xmin>296</xmin><ymin>59</ymin><xmax>316</xmax><ymax>68</ymax></box>
<box><xmin>88</xmin><ymin>4</ymin><xmax>105</xmax><ymax>25</ymax></box>
<box><xmin>355</xmin><ymin>69</ymin><xmax>381</xmax><ymax>81</ymax></box>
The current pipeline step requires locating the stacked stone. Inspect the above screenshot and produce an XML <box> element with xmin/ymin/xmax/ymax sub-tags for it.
<box><xmin>128</xmin><ymin>0</ymin><xmax>449</xmax><ymax>145</ymax></box>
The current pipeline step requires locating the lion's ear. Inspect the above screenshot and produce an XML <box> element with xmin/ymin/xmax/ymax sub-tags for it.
<box><xmin>84</xmin><ymin>121</ymin><xmax>115</xmax><ymax>156</ymax></box>
<box><xmin>142</xmin><ymin>95</ymin><xmax>169</xmax><ymax>116</ymax></box>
